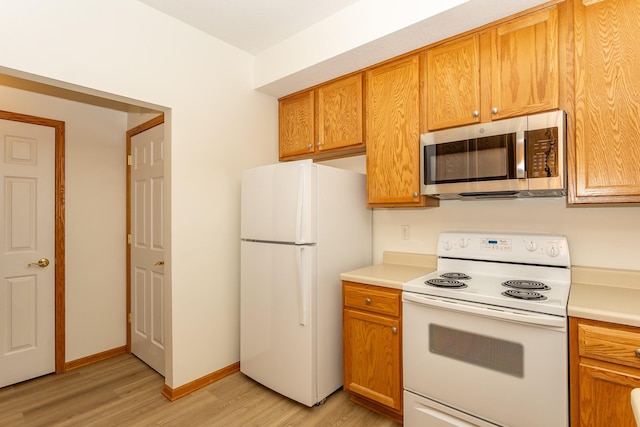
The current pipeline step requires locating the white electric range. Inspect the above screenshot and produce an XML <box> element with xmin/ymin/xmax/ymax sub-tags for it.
<box><xmin>403</xmin><ymin>231</ymin><xmax>571</xmax><ymax>427</ymax></box>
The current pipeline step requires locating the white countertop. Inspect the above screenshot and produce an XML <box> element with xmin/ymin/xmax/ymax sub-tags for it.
<box><xmin>342</xmin><ymin>253</ymin><xmax>640</xmax><ymax>328</ymax></box>
<box><xmin>340</xmin><ymin>251</ymin><xmax>436</xmax><ymax>289</ymax></box>
<box><xmin>568</xmin><ymin>266</ymin><xmax>640</xmax><ymax>327</ymax></box>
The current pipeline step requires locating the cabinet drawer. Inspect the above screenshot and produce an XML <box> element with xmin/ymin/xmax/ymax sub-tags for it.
<box><xmin>578</xmin><ymin>322</ymin><xmax>640</xmax><ymax>369</ymax></box>
<box><xmin>343</xmin><ymin>282</ymin><xmax>401</xmax><ymax>317</ymax></box>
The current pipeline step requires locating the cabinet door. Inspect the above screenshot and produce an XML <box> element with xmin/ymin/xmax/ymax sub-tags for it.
<box><xmin>578</xmin><ymin>362</ymin><xmax>640</xmax><ymax>427</ymax></box>
<box><xmin>279</xmin><ymin>91</ymin><xmax>315</xmax><ymax>159</ymax></box>
<box><xmin>366</xmin><ymin>54</ymin><xmax>435</xmax><ymax>208</ymax></box>
<box><xmin>571</xmin><ymin>0</ymin><xmax>640</xmax><ymax>203</ymax></box>
<box><xmin>426</xmin><ymin>34</ymin><xmax>481</xmax><ymax>130</ymax></box>
<box><xmin>490</xmin><ymin>6</ymin><xmax>558</xmax><ymax>120</ymax></box>
<box><xmin>317</xmin><ymin>74</ymin><xmax>364</xmax><ymax>153</ymax></box>
<box><xmin>343</xmin><ymin>307</ymin><xmax>401</xmax><ymax>412</ymax></box>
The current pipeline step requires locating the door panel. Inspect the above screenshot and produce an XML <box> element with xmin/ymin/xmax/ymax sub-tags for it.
<box><xmin>240</xmin><ymin>160</ymin><xmax>316</xmax><ymax>244</ymax></box>
<box><xmin>0</xmin><ymin>119</ymin><xmax>55</xmax><ymax>388</ymax></box>
<box><xmin>240</xmin><ymin>240</ymin><xmax>316</xmax><ymax>406</ymax></box>
<box><xmin>130</xmin><ymin>122</ymin><xmax>165</xmax><ymax>375</ymax></box>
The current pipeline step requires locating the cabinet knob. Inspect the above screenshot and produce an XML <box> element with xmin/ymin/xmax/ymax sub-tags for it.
<box><xmin>413</xmin><ymin>192</ymin><xmax>418</xmax><ymax>198</ymax></box>
<box><xmin>365</xmin><ymin>297</ymin><xmax>371</xmax><ymax>305</ymax></box>
<box><xmin>307</xmin><ymin>143</ymin><xmax>313</xmax><ymax>148</ymax></box>
<box><xmin>491</xmin><ymin>107</ymin><xmax>499</xmax><ymax>114</ymax></box>
<box><xmin>391</xmin><ymin>327</ymin><xmax>397</xmax><ymax>334</ymax></box>
<box><xmin>472</xmin><ymin>110</ymin><xmax>480</xmax><ymax>117</ymax></box>
<box><xmin>317</xmin><ymin>141</ymin><xmax>322</xmax><ymax>147</ymax></box>
<box><xmin>635</xmin><ymin>348</ymin><xmax>640</xmax><ymax>358</ymax></box>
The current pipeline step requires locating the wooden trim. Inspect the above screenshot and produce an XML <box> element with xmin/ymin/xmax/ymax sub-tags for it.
<box><xmin>125</xmin><ymin>113</ymin><xmax>165</xmax><ymax>354</ymax></box>
<box><xmin>569</xmin><ymin>317</ymin><xmax>580</xmax><ymax>427</ymax></box>
<box><xmin>349</xmin><ymin>393</ymin><xmax>403</xmax><ymax>424</ymax></box>
<box><xmin>0</xmin><ymin>110</ymin><xmax>66</xmax><ymax>374</ymax></box>
<box><xmin>64</xmin><ymin>346</ymin><xmax>127</xmax><ymax>371</ymax></box>
<box><xmin>161</xmin><ymin>361</ymin><xmax>240</xmax><ymax>401</ymax></box>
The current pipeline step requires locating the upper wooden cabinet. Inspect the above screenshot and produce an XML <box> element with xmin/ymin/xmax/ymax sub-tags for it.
<box><xmin>317</xmin><ymin>74</ymin><xmax>364</xmax><ymax>153</ymax></box>
<box><xmin>570</xmin><ymin>0</ymin><xmax>640</xmax><ymax>203</ymax></box>
<box><xmin>366</xmin><ymin>53</ymin><xmax>438</xmax><ymax>208</ymax></box>
<box><xmin>425</xmin><ymin>6</ymin><xmax>559</xmax><ymax>130</ymax></box>
<box><xmin>279</xmin><ymin>91</ymin><xmax>314</xmax><ymax>158</ymax></box>
<box><xmin>278</xmin><ymin>73</ymin><xmax>364</xmax><ymax>161</ymax></box>
<box><xmin>426</xmin><ymin>34</ymin><xmax>481</xmax><ymax>130</ymax></box>
<box><xmin>490</xmin><ymin>6</ymin><xmax>559</xmax><ymax>120</ymax></box>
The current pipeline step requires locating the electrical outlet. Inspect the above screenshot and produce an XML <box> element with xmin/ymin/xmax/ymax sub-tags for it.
<box><xmin>400</xmin><ymin>225</ymin><xmax>410</xmax><ymax>240</ymax></box>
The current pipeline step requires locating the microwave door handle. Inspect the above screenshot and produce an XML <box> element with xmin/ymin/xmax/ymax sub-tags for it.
<box><xmin>516</xmin><ymin>130</ymin><xmax>526</xmax><ymax>179</ymax></box>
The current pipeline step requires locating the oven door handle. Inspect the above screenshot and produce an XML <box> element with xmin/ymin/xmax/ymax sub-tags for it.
<box><xmin>402</xmin><ymin>292</ymin><xmax>566</xmax><ymax>328</ymax></box>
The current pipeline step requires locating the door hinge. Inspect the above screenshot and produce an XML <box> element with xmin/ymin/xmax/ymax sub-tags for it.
<box><xmin>127</xmin><ymin>154</ymin><xmax>132</xmax><ymax>166</ymax></box>
<box><xmin>127</xmin><ymin>234</ymin><xmax>132</xmax><ymax>244</ymax></box>
<box><xmin>128</xmin><ymin>313</ymin><xmax>132</xmax><ymax>323</ymax></box>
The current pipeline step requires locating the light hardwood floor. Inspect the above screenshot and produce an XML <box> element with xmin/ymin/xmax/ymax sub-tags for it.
<box><xmin>0</xmin><ymin>354</ymin><xmax>400</xmax><ymax>426</ymax></box>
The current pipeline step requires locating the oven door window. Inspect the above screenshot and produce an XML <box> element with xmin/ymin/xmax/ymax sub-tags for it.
<box><xmin>430</xmin><ymin>324</ymin><xmax>524</xmax><ymax>377</ymax></box>
<box><xmin>425</xmin><ymin>134</ymin><xmax>517</xmax><ymax>185</ymax></box>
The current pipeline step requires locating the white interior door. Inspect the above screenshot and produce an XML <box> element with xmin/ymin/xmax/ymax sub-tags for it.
<box><xmin>0</xmin><ymin>119</ymin><xmax>55</xmax><ymax>388</ymax></box>
<box><xmin>130</xmin><ymin>123</ymin><xmax>165</xmax><ymax>375</ymax></box>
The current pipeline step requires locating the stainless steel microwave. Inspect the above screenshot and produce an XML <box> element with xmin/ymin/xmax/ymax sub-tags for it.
<box><xmin>420</xmin><ymin>110</ymin><xmax>566</xmax><ymax>199</ymax></box>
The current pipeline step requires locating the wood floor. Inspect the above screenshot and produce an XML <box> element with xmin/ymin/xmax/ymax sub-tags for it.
<box><xmin>0</xmin><ymin>354</ymin><xmax>400</xmax><ymax>426</ymax></box>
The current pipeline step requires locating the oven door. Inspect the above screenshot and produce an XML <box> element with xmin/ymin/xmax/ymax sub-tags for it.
<box><xmin>403</xmin><ymin>292</ymin><xmax>568</xmax><ymax>427</ymax></box>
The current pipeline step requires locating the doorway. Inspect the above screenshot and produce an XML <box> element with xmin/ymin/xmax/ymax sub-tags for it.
<box><xmin>0</xmin><ymin>109</ymin><xmax>66</xmax><ymax>378</ymax></box>
<box><xmin>126</xmin><ymin>114</ymin><xmax>166</xmax><ymax>375</ymax></box>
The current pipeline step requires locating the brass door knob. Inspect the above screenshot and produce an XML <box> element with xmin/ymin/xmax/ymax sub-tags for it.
<box><xmin>28</xmin><ymin>258</ymin><xmax>50</xmax><ymax>268</ymax></box>
<box><xmin>154</xmin><ymin>261</ymin><xmax>165</xmax><ymax>266</ymax></box>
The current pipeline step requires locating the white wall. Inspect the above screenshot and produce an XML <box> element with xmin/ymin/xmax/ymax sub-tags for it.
<box><xmin>0</xmin><ymin>0</ymin><xmax>277</xmax><ymax>388</ymax></box>
<box><xmin>255</xmin><ymin>0</ymin><xmax>550</xmax><ymax>97</ymax></box>
<box><xmin>0</xmin><ymin>80</ymin><xmax>129</xmax><ymax>361</ymax></box>
<box><xmin>322</xmin><ymin>156</ymin><xmax>640</xmax><ymax>272</ymax></box>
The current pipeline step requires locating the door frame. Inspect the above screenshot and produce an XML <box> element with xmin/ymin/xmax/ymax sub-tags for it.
<box><xmin>125</xmin><ymin>113</ymin><xmax>165</xmax><ymax>353</ymax></box>
<box><xmin>0</xmin><ymin>110</ymin><xmax>66</xmax><ymax>374</ymax></box>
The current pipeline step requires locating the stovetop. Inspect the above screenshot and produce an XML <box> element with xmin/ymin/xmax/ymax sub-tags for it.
<box><xmin>403</xmin><ymin>232</ymin><xmax>571</xmax><ymax>317</ymax></box>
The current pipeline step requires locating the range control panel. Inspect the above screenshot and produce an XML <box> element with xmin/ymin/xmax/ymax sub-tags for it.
<box><xmin>437</xmin><ymin>232</ymin><xmax>570</xmax><ymax>267</ymax></box>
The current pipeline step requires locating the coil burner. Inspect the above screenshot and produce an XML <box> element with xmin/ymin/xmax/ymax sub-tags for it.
<box><xmin>440</xmin><ymin>272</ymin><xmax>471</xmax><ymax>280</ymax></box>
<box><xmin>425</xmin><ymin>278</ymin><xmax>468</xmax><ymax>289</ymax></box>
<box><xmin>501</xmin><ymin>289</ymin><xmax>548</xmax><ymax>301</ymax></box>
<box><xmin>502</xmin><ymin>280</ymin><xmax>550</xmax><ymax>291</ymax></box>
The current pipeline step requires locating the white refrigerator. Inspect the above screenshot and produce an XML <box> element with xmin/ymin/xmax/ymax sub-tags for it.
<box><xmin>240</xmin><ymin>159</ymin><xmax>372</xmax><ymax>407</ymax></box>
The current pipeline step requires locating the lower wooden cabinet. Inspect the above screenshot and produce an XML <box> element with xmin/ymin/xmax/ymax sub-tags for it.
<box><xmin>342</xmin><ymin>281</ymin><xmax>402</xmax><ymax>423</ymax></box>
<box><xmin>570</xmin><ymin>317</ymin><xmax>640</xmax><ymax>427</ymax></box>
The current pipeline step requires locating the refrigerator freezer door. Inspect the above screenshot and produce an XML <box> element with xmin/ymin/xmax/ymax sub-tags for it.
<box><xmin>241</xmin><ymin>160</ymin><xmax>316</xmax><ymax>244</ymax></box>
<box><xmin>240</xmin><ymin>240</ymin><xmax>317</xmax><ymax>406</ymax></box>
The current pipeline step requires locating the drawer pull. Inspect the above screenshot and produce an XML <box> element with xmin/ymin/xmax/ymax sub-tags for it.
<box><xmin>636</xmin><ymin>349</ymin><xmax>640</xmax><ymax>358</ymax></box>
<box><xmin>365</xmin><ymin>298</ymin><xmax>371</xmax><ymax>305</ymax></box>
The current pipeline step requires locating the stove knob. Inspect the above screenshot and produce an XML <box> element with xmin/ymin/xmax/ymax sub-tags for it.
<box><xmin>546</xmin><ymin>245</ymin><xmax>559</xmax><ymax>257</ymax></box>
<box><xmin>442</xmin><ymin>240</ymin><xmax>453</xmax><ymax>251</ymax></box>
<box><xmin>459</xmin><ymin>238</ymin><xmax>469</xmax><ymax>248</ymax></box>
<box><xmin>526</xmin><ymin>240</ymin><xmax>537</xmax><ymax>252</ymax></box>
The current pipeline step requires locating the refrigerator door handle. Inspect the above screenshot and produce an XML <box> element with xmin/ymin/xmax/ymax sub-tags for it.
<box><xmin>296</xmin><ymin>246</ymin><xmax>308</xmax><ymax>326</ymax></box>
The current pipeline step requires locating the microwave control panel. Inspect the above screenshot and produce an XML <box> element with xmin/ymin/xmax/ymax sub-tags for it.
<box><xmin>526</xmin><ymin>127</ymin><xmax>559</xmax><ymax>178</ymax></box>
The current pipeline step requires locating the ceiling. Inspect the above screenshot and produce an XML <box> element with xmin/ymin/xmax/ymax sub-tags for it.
<box><xmin>137</xmin><ymin>0</ymin><xmax>361</xmax><ymax>55</ymax></box>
